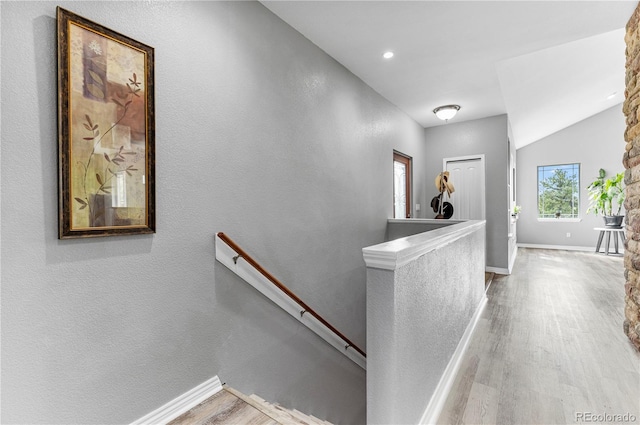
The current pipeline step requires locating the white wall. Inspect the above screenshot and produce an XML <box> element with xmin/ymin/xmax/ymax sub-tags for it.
<box><xmin>0</xmin><ymin>2</ymin><xmax>428</xmax><ymax>423</ymax></box>
<box><xmin>516</xmin><ymin>105</ymin><xmax>626</xmax><ymax>249</ymax></box>
<box><xmin>424</xmin><ymin>115</ymin><xmax>510</xmax><ymax>270</ymax></box>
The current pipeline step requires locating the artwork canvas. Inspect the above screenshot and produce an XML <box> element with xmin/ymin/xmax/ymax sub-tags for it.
<box><xmin>57</xmin><ymin>7</ymin><xmax>155</xmax><ymax>238</ymax></box>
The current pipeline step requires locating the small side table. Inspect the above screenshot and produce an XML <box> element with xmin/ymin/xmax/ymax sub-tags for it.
<box><xmin>594</xmin><ymin>227</ymin><xmax>625</xmax><ymax>255</ymax></box>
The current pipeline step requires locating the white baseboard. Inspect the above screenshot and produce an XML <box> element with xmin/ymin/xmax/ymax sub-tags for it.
<box><xmin>485</xmin><ymin>266</ymin><xmax>509</xmax><ymax>275</ymax></box>
<box><xmin>508</xmin><ymin>245</ymin><xmax>518</xmax><ymax>274</ymax></box>
<box><xmin>419</xmin><ymin>295</ymin><xmax>488</xmax><ymax>425</ymax></box>
<box><xmin>130</xmin><ymin>375</ymin><xmax>223</xmax><ymax>425</ymax></box>
<box><xmin>517</xmin><ymin>243</ymin><xmax>597</xmax><ymax>252</ymax></box>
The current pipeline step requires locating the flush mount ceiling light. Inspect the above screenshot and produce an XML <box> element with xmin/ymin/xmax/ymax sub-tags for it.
<box><xmin>433</xmin><ymin>104</ymin><xmax>461</xmax><ymax>122</ymax></box>
<box><xmin>383</xmin><ymin>51</ymin><xmax>394</xmax><ymax>59</ymax></box>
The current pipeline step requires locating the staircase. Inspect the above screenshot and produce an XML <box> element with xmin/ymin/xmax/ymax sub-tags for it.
<box><xmin>168</xmin><ymin>385</ymin><xmax>333</xmax><ymax>425</ymax></box>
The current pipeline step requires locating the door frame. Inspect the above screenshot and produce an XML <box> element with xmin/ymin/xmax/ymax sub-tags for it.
<box><xmin>443</xmin><ymin>154</ymin><xmax>486</xmax><ymax>220</ymax></box>
<box><xmin>394</xmin><ymin>151</ymin><xmax>412</xmax><ymax>218</ymax></box>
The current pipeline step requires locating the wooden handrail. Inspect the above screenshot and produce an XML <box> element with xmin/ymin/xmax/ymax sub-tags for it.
<box><xmin>216</xmin><ymin>232</ymin><xmax>366</xmax><ymax>358</ymax></box>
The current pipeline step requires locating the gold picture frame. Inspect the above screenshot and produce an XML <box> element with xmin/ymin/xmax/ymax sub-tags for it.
<box><xmin>57</xmin><ymin>7</ymin><xmax>155</xmax><ymax>239</ymax></box>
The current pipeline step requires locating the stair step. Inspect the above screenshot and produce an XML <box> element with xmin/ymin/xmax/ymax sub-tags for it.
<box><xmin>272</xmin><ymin>404</ymin><xmax>319</xmax><ymax>425</ymax></box>
<box><xmin>250</xmin><ymin>398</ymin><xmax>318</xmax><ymax>425</ymax></box>
<box><xmin>225</xmin><ymin>386</ymin><xmax>333</xmax><ymax>425</ymax></box>
<box><xmin>167</xmin><ymin>389</ymin><xmax>278</xmax><ymax>425</ymax></box>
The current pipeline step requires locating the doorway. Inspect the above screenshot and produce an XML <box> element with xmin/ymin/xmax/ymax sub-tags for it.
<box><xmin>394</xmin><ymin>152</ymin><xmax>412</xmax><ymax>218</ymax></box>
<box><xmin>443</xmin><ymin>155</ymin><xmax>486</xmax><ymax>220</ymax></box>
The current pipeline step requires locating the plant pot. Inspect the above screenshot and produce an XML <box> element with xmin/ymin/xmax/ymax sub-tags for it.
<box><xmin>603</xmin><ymin>215</ymin><xmax>624</xmax><ymax>228</ymax></box>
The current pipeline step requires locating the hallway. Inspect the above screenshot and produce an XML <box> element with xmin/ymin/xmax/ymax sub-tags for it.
<box><xmin>438</xmin><ymin>248</ymin><xmax>640</xmax><ymax>424</ymax></box>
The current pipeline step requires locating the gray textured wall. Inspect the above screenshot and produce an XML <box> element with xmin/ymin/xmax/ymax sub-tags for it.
<box><xmin>366</xmin><ymin>223</ymin><xmax>486</xmax><ymax>424</ymax></box>
<box><xmin>516</xmin><ymin>105</ymin><xmax>626</xmax><ymax>248</ymax></box>
<box><xmin>0</xmin><ymin>2</ymin><xmax>427</xmax><ymax>423</ymax></box>
<box><xmin>424</xmin><ymin>115</ymin><xmax>510</xmax><ymax>270</ymax></box>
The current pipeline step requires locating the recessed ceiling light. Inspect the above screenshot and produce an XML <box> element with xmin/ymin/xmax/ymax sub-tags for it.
<box><xmin>607</xmin><ymin>92</ymin><xmax>617</xmax><ymax>100</ymax></box>
<box><xmin>383</xmin><ymin>51</ymin><xmax>394</xmax><ymax>59</ymax></box>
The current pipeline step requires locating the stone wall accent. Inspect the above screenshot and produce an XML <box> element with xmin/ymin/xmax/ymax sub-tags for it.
<box><xmin>623</xmin><ymin>2</ymin><xmax>640</xmax><ymax>352</ymax></box>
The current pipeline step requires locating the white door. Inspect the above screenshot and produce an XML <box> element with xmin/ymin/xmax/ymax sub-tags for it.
<box><xmin>444</xmin><ymin>156</ymin><xmax>485</xmax><ymax>220</ymax></box>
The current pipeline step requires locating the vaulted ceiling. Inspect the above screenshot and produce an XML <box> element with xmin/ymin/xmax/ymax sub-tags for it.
<box><xmin>262</xmin><ymin>1</ymin><xmax>637</xmax><ymax>148</ymax></box>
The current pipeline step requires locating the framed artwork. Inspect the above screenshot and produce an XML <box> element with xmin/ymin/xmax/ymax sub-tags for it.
<box><xmin>57</xmin><ymin>7</ymin><xmax>155</xmax><ymax>239</ymax></box>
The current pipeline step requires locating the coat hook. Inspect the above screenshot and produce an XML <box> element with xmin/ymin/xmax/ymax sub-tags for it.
<box><xmin>233</xmin><ymin>255</ymin><xmax>241</xmax><ymax>264</ymax></box>
<box><xmin>300</xmin><ymin>310</ymin><xmax>307</xmax><ymax>318</ymax></box>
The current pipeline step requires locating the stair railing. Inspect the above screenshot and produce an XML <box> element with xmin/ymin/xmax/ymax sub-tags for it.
<box><xmin>215</xmin><ymin>232</ymin><xmax>366</xmax><ymax>369</ymax></box>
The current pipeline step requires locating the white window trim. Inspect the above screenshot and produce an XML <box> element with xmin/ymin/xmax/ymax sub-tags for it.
<box><xmin>537</xmin><ymin>163</ymin><xmax>581</xmax><ymax>220</ymax></box>
<box><xmin>537</xmin><ymin>218</ymin><xmax>582</xmax><ymax>223</ymax></box>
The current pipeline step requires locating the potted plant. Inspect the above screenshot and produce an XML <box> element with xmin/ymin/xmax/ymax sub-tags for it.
<box><xmin>511</xmin><ymin>205</ymin><xmax>521</xmax><ymax>221</ymax></box>
<box><xmin>512</xmin><ymin>205</ymin><xmax>521</xmax><ymax>216</ymax></box>
<box><xmin>586</xmin><ymin>168</ymin><xmax>625</xmax><ymax>227</ymax></box>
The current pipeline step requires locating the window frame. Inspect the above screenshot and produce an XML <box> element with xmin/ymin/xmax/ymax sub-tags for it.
<box><xmin>536</xmin><ymin>162</ymin><xmax>581</xmax><ymax>221</ymax></box>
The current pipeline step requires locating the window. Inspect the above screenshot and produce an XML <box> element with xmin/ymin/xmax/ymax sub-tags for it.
<box><xmin>537</xmin><ymin>163</ymin><xmax>580</xmax><ymax>219</ymax></box>
<box><xmin>393</xmin><ymin>152</ymin><xmax>412</xmax><ymax>218</ymax></box>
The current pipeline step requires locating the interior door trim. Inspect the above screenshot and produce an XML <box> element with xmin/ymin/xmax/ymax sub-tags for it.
<box><xmin>443</xmin><ymin>154</ymin><xmax>486</xmax><ymax>220</ymax></box>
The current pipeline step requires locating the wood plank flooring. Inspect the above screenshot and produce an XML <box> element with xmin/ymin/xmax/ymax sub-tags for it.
<box><xmin>168</xmin><ymin>389</ymin><xmax>278</xmax><ymax>425</ymax></box>
<box><xmin>438</xmin><ymin>248</ymin><xmax>640</xmax><ymax>425</ymax></box>
<box><xmin>168</xmin><ymin>386</ymin><xmax>333</xmax><ymax>425</ymax></box>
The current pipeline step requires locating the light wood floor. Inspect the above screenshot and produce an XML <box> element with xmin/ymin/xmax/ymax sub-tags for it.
<box><xmin>168</xmin><ymin>386</ymin><xmax>333</xmax><ymax>425</ymax></box>
<box><xmin>438</xmin><ymin>248</ymin><xmax>640</xmax><ymax>425</ymax></box>
<box><xmin>168</xmin><ymin>389</ymin><xmax>278</xmax><ymax>425</ymax></box>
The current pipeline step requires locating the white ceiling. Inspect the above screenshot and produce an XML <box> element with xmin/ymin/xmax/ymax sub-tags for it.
<box><xmin>261</xmin><ymin>1</ymin><xmax>637</xmax><ymax>149</ymax></box>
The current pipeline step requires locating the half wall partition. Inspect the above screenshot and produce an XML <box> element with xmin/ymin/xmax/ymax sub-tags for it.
<box><xmin>364</xmin><ymin>219</ymin><xmax>487</xmax><ymax>424</ymax></box>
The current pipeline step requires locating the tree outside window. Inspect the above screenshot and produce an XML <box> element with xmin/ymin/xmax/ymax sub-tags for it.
<box><xmin>538</xmin><ymin>163</ymin><xmax>580</xmax><ymax>219</ymax></box>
